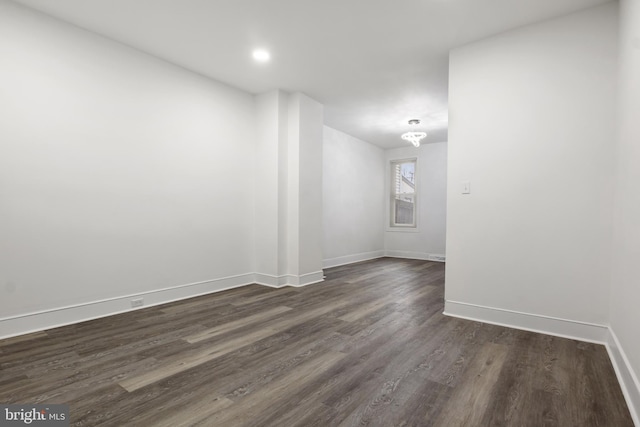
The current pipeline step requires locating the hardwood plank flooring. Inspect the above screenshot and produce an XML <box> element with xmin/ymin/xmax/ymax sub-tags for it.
<box><xmin>0</xmin><ymin>258</ymin><xmax>633</xmax><ymax>426</ymax></box>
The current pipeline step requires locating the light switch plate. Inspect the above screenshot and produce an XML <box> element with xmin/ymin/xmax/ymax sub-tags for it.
<box><xmin>462</xmin><ymin>181</ymin><xmax>471</xmax><ymax>194</ymax></box>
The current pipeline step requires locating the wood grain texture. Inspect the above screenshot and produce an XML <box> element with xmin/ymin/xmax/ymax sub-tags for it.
<box><xmin>0</xmin><ymin>258</ymin><xmax>633</xmax><ymax>426</ymax></box>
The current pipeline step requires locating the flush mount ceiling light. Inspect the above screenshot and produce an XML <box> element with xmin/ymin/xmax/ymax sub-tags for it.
<box><xmin>252</xmin><ymin>49</ymin><xmax>270</xmax><ymax>62</ymax></box>
<box><xmin>401</xmin><ymin>132</ymin><xmax>427</xmax><ymax>147</ymax></box>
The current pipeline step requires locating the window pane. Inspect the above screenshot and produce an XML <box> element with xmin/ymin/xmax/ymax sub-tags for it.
<box><xmin>390</xmin><ymin>159</ymin><xmax>416</xmax><ymax>227</ymax></box>
<box><xmin>395</xmin><ymin>196</ymin><xmax>414</xmax><ymax>225</ymax></box>
<box><xmin>394</xmin><ymin>162</ymin><xmax>415</xmax><ymax>195</ymax></box>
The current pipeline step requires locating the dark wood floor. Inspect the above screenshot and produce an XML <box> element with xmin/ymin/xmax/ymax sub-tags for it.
<box><xmin>0</xmin><ymin>258</ymin><xmax>633</xmax><ymax>426</ymax></box>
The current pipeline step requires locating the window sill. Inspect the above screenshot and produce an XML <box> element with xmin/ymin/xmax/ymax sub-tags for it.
<box><xmin>386</xmin><ymin>227</ymin><xmax>420</xmax><ymax>233</ymax></box>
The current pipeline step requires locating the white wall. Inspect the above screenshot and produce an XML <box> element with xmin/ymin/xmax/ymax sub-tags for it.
<box><xmin>610</xmin><ymin>0</ymin><xmax>640</xmax><ymax>421</ymax></box>
<box><xmin>323</xmin><ymin>126</ymin><xmax>385</xmax><ymax>267</ymax></box>
<box><xmin>445</xmin><ymin>3</ymin><xmax>618</xmax><ymax>341</ymax></box>
<box><xmin>385</xmin><ymin>142</ymin><xmax>448</xmax><ymax>260</ymax></box>
<box><xmin>0</xmin><ymin>1</ymin><xmax>256</xmax><ymax>334</ymax></box>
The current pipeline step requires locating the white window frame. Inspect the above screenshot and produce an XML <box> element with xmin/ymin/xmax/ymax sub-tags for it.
<box><xmin>389</xmin><ymin>158</ymin><xmax>417</xmax><ymax>228</ymax></box>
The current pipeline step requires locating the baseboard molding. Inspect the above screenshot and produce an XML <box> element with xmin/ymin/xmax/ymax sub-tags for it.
<box><xmin>253</xmin><ymin>273</ymin><xmax>288</xmax><ymax>288</ymax></box>
<box><xmin>322</xmin><ymin>250</ymin><xmax>446</xmax><ymax>270</ymax></box>
<box><xmin>254</xmin><ymin>271</ymin><xmax>325</xmax><ymax>288</ymax></box>
<box><xmin>443</xmin><ymin>300</ymin><xmax>609</xmax><ymax>344</ymax></box>
<box><xmin>0</xmin><ymin>273</ymin><xmax>256</xmax><ymax>340</ymax></box>
<box><xmin>323</xmin><ymin>250</ymin><xmax>385</xmax><ymax>268</ymax></box>
<box><xmin>384</xmin><ymin>250</ymin><xmax>446</xmax><ymax>262</ymax></box>
<box><xmin>285</xmin><ymin>271</ymin><xmax>325</xmax><ymax>287</ymax></box>
<box><xmin>606</xmin><ymin>328</ymin><xmax>640</xmax><ymax>426</ymax></box>
<box><xmin>0</xmin><ymin>268</ymin><xmax>328</xmax><ymax>340</ymax></box>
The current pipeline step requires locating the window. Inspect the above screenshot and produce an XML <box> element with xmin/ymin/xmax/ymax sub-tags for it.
<box><xmin>390</xmin><ymin>158</ymin><xmax>417</xmax><ymax>228</ymax></box>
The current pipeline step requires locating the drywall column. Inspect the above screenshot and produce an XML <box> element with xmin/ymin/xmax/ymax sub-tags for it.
<box><xmin>286</xmin><ymin>93</ymin><xmax>324</xmax><ymax>286</ymax></box>
<box><xmin>253</xmin><ymin>91</ymin><xmax>324</xmax><ymax>287</ymax></box>
<box><xmin>254</xmin><ymin>90</ymin><xmax>288</xmax><ymax>282</ymax></box>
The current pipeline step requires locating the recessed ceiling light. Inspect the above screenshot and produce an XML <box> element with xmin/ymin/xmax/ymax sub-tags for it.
<box><xmin>408</xmin><ymin>119</ymin><xmax>421</xmax><ymax>125</ymax></box>
<box><xmin>252</xmin><ymin>49</ymin><xmax>270</xmax><ymax>62</ymax></box>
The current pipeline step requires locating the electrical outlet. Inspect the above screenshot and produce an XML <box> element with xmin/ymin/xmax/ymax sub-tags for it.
<box><xmin>131</xmin><ymin>298</ymin><xmax>144</xmax><ymax>308</ymax></box>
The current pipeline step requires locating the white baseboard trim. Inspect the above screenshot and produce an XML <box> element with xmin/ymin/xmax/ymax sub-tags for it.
<box><xmin>286</xmin><ymin>271</ymin><xmax>325</xmax><ymax>287</ymax></box>
<box><xmin>254</xmin><ymin>271</ymin><xmax>325</xmax><ymax>288</ymax></box>
<box><xmin>443</xmin><ymin>300</ymin><xmax>609</xmax><ymax>344</ymax></box>
<box><xmin>606</xmin><ymin>328</ymin><xmax>640</xmax><ymax>426</ymax></box>
<box><xmin>384</xmin><ymin>250</ymin><xmax>446</xmax><ymax>262</ymax></box>
<box><xmin>323</xmin><ymin>250</ymin><xmax>385</xmax><ymax>269</ymax></box>
<box><xmin>0</xmin><ymin>269</ymin><xmax>327</xmax><ymax>340</ymax></box>
<box><xmin>321</xmin><ymin>250</ymin><xmax>446</xmax><ymax>271</ymax></box>
<box><xmin>253</xmin><ymin>273</ymin><xmax>288</xmax><ymax>288</ymax></box>
<box><xmin>0</xmin><ymin>273</ymin><xmax>256</xmax><ymax>341</ymax></box>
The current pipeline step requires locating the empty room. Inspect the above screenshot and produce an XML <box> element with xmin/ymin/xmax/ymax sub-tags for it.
<box><xmin>1</xmin><ymin>0</ymin><xmax>639</xmax><ymax>426</ymax></box>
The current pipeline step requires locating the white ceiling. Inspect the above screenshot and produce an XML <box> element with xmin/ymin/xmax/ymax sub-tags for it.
<box><xmin>13</xmin><ymin>0</ymin><xmax>610</xmax><ymax>148</ymax></box>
